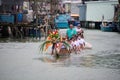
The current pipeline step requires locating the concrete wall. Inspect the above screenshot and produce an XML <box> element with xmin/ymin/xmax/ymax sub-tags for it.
<box><xmin>78</xmin><ymin>4</ymin><xmax>86</xmax><ymax>21</ymax></box>
<box><xmin>71</xmin><ymin>3</ymin><xmax>80</xmax><ymax>14</ymax></box>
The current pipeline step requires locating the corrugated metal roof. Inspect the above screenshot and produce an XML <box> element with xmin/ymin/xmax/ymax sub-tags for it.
<box><xmin>85</xmin><ymin>0</ymin><xmax>118</xmax><ymax>4</ymax></box>
<box><xmin>63</xmin><ymin>0</ymin><xmax>82</xmax><ymax>3</ymax></box>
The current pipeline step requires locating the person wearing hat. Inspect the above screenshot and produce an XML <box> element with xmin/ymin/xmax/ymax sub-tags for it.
<box><xmin>75</xmin><ymin>24</ymin><xmax>84</xmax><ymax>39</ymax></box>
<box><xmin>76</xmin><ymin>24</ymin><xmax>84</xmax><ymax>34</ymax></box>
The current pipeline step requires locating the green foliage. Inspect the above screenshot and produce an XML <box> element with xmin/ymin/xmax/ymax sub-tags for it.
<box><xmin>62</xmin><ymin>41</ymin><xmax>71</xmax><ymax>49</ymax></box>
<box><xmin>49</xmin><ymin>33</ymin><xmax>59</xmax><ymax>39</ymax></box>
<box><xmin>39</xmin><ymin>40</ymin><xmax>52</xmax><ymax>52</ymax></box>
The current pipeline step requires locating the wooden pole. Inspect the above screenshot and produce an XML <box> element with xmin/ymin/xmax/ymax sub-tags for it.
<box><xmin>45</xmin><ymin>17</ymin><xmax>48</xmax><ymax>39</ymax></box>
<box><xmin>34</xmin><ymin>0</ymin><xmax>38</xmax><ymax>27</ymax></box>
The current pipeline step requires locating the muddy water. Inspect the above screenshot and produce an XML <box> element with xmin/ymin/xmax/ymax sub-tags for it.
<box><xmin>38</xmin><ymin>29</ymin><xmax>120</xmax><ymax>69</ymax></box>
<box><xmin>0</xmin><ymin>29</ymin><xmax>120</xmax><ymax>70</ymax></box>
<box><xmin>38</xmin><ymin>50</ymin><xmax>120</xmax><ymax>69</ymax></box>
<box><xmin>0</xmin><ymin>29</ymin><xmax>120</xmax><ymax>80</ymax></box>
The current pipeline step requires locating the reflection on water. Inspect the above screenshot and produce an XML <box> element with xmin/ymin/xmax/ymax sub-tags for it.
<box><xmin>0</xmin><ymin>38</ymin><xmax>120</xmax><ymax>69</ymax></box>
<box><xmin>0</xmin><ymin>38</ymin><xmax>45</xmax><ymax>43</ymax></box>
<box><xmin>38</xmin><ymin>52</ymin><xmax>120</xmax><ymax>69</ymax></box>
<box><xmin>35</xmin><ymin>55</ymin><xmax>70</xmax><ymax>63</ymax></box>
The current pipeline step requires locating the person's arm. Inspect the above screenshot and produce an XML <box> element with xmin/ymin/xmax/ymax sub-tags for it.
<box><xmin>74</xmin><ymin>28</ymin><xmax>77</xmax><ymax>35</ymax></box>
<box><xmin>66</xmin><ymin>30</ymin><xmax>68</xmax><ymax>39</ymax></box>
<box><xmin>81</xmin><ymin>29</ymin><xmax>84</xmax><ymax>33</ymax></box>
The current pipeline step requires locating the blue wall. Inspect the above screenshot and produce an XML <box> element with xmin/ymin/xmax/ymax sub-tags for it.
<box><xmin>0</xmin><ymin>14</ymin><xmax>14</xmax><ymax>23</ymax></box>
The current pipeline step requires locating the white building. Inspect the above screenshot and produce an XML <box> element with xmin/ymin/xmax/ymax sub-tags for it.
<box><xmin>78</xmin><ymin>0</ymin><xmax>119</xmax><ymax>21</ymax></box>
<box><xmin>63</xmin><ymin>0</ymin><xmax>82</xmax><ymax>15</ymax></box>
<box><xmin>78</xmin><ymin>0</ymin><xmax>119</xmax><ymax>29</ymax></box>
